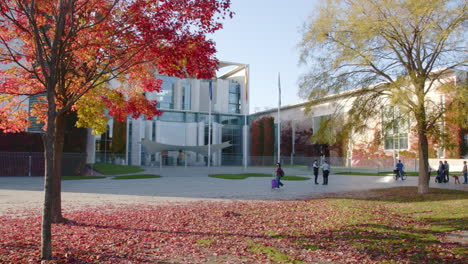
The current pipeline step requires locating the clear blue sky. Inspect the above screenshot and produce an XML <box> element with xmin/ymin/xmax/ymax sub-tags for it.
<box><xmin>210</xmin><ymin>0</ymin><xmax>319</xmax><ymax>113</ymax></box>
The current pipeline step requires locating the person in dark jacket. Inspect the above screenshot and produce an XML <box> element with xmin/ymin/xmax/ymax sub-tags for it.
<box><xmin>275</xmin><ymin>163</ymin><xmax>284</xmax><ymax>188</ymax></box>
<box><xmin>437</xmin><ymin>161</ymin><xmax>444</xmax><ymax>183</ymax></box>
<box><xmin>444</xmin><ymin>160</ymin><xmax>450</xmax><ymax>183</ymax></box>
<box><xmin>312</xmin><ymin>160</ymin><xmax>320</xmax><ymax>184</ymax></box>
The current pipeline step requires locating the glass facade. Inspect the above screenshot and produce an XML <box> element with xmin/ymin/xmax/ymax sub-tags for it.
<box><xmin>159</xmin><ymin>111</ymin><xmax>184</xmax><ymax>122</ymax></box>
<box><xmin>228</xmin><ymin>81</ymin><xmax>241</xmax><ymax>114</ymax></box>
<box><xmin>221</xmin><ymin>124</ymin><xmax>243</xmax><ymax>165</ymax></box>
<box><xmin>99</xmin><ymin>74</ymin><xmax>247</xmax><ymax>166</ymax></box>
<box><xmin>156</xmin><ymin>75</ymin><xmax>177</xmax><ymax>109</ymax></box>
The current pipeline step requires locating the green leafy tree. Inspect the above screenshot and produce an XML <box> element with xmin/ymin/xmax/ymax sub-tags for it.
<box><xmin>299</xmin><ymin>0</ymin><xmax>467</xmax><ymax>194</ymax></box>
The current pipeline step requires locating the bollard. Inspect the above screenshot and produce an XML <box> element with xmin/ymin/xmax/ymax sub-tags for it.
<box><xmin>28</xmin><ymin>155</ymin><xmax>32</xmax><ymax>177</ymax></box>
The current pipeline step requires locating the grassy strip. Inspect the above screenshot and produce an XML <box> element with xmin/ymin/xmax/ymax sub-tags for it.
<box><xmin>209</xmin><ymin>173</ymin><xmax>309</xmax><ymax>180</ymax></box>
<box><xmin>62</xmin><ymin>176</ymin><xmax>106</xmax><ymax>180</ymax></box>
<box><xmin>91</xmin><ymin>163</ymin><xmax>144</xmax><ymax>175</ymax></box>
<box><xmin>209</xmin><ymin>173</ymin><xmax>272</xmax><ymax>180</ymax></box>
<box><xmin>111</xmin><ymin>174</ymin><xmax>161</xmax><ymax>180</ymax></box>
<box><xmin>282</xmin><ymin>176</ymin><xmax>310</xmax><ymax>181</ymax></box>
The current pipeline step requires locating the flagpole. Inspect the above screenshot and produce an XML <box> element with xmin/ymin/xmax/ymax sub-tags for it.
<box><xmin>243</xmin><ymin>65</ymin><xmax>249</xmax><ymax>170</ymax></box>
<box><xmin>277</xmin><ymin>72</ymin><xmax>281</xmax><ymax>164</ymax></box>
<box><xmin>208</xmin><ymin>80</ymin><xmax>212</xmax><ymax>169</ymax></box>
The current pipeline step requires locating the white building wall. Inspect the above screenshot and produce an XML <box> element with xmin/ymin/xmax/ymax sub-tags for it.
<box><xmin>197</xmin><ymin>121</ymin><xmax>205</xmax><ymax>163</ymax></box>
<box><xmin>199</xmin><ymin>81</ymin><xmax>210</xmax><ymax>112</ymax></box>
<box><xmin>215</xmin><ymin>79</ymin><xmax>229</xmax><ymax>113</ymax></box>
<box><xmin>212</xmin><ymin>123</ymin><xmax>222</xmax><ymax>166</ymax></box>
<box><xmin>174</xmin><ymin>79</ymin><xmax>182</xmax><ymax>110</ymax></box>
<box><xmin>191</xmin><ymin>79</ymin><xmax>200</xmax><ymax>112</ymax></box>
<box><xmin>129</xmin><ymin>118</ymin><xmax>142</xmax><ymax>166</ymax></box>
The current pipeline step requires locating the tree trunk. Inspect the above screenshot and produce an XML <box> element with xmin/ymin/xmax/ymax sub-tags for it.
<box><xmin>41</xmin><ymin>98</ymin><xmax>56</xmax><ymax>260</ymax></box>
<box><xmin>51</xmin><ymin>113</ymin><xmax>66</xmax><ymax>222</ymax></box>
<box><xmin>417</xmin><ymin>130</ymin><xmax>430</xmax><ymax>194</ymax></box>
<box><xmin>415</xmin><ymin>82</ymin><xmax>430</xmax><ymax>194</ymax></box>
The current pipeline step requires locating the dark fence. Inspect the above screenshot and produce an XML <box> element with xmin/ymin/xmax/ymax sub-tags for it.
<box><xmin>0</xmin><ymin>152</ymin><xmax>87</xmax><ymax>176</ymax></box>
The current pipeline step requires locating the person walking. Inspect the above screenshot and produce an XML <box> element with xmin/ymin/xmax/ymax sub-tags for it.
<box><xmin>462</xmin><ymin>161</ymin><xmax>467</xmax><ymax>184</ymax></box>
<box><xmin>437</xmin><ymin>161</ymin><xmax>444</xmax><ymax>183</ymax></box>
<box><xmin>395</xmin><ymin>159</ymin><xmax>404</xmax><ymax>180</ymax></box>
<box><xmin>444</xmin><ymin>160</ymin><xmax>450</xmax><ymax>183</ymax></box>
<box><xmin>275</xmin><ymin>162</ymin><xmax>284</xmax><ymax>188</ymax></box>
<box><xmin>312</xmin><ymin>160</ymin><xmax>320</xmax><ymax>184</ymax></box>
<box><xmin>322</xmin><ymin>160</ymin><xmax>330</xmax><ymax>185</ymax></box>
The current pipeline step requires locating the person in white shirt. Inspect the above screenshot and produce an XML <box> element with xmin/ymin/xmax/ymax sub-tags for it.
<box><xmin>322</xmin><ymin>160</ymin><xmax>330</xmax><ymax>185</ymax></box>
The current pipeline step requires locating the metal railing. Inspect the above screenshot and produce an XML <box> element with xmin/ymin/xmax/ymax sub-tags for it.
<box><xmin>0</xmin><ymin>152</ymin><xmax>87</xmax><ymax>177</ymax></box>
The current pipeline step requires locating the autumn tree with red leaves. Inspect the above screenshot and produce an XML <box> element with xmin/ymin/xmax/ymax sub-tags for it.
<box><xmin>262</xmin><ymin>117</ymin><xmax>274</xmax><ymax>157</ymax></box>
<box><xmin>0</xmin><ymin>0</ymin><xmax>231</xmax><ymax>259</ymax></box>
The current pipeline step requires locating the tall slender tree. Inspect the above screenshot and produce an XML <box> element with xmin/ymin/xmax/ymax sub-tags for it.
<box><xmin>299</xmin><ymin>0</ymin><xmax>467</xmax><ymax>194</ymax></box>
<box><xmin>0</xmin><ymin>0</ymin><xmax>231</xmax><ymax>259</ymax></box>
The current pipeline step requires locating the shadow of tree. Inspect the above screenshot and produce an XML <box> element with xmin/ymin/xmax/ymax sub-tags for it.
<box><xmin>305</xmin><ymin>187</ymin><xmax>468</xmax><ymax>202</ymax></box>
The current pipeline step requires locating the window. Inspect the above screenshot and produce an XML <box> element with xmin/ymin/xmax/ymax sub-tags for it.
<box><xmin>159</xmin><ymin>111</ymin><xmax>184</xmax><ymax>122</ymax></box>
<box><xmin>228</xmin><ymin>81</ymin><xmax>241</xmax><ymax>114</ymax></box>
<box><xmin>156</xmin><ymin>75</ymin><xmax>177</xmax><ymax>109</ymax></box>
<box><xmin>382</xmin><ymin>106</ymin><xmax>409</xmax><ymax>150</ymax></box>
<box><xmin>181</xmin><ymin>80</ymin><xmax>191</xmax><ymax>110</ymax></box>
<box><xmin>313</xmin><ymin>115</ymin><xmax>330</xmax><ymax>134</ymax></box>
<box><xmin>221</xmin><ymin>125</ymin><xmax>243</xmax><ymax>165</ymax></box>
<box><xmin>220</xmin><ymin>115</ymin><xmax>242</xmax><ymax>125</ymax></box>
<box><xmin>185</xmin><ymin>113</ymin><xmax>196</xmax><ymax>122</ymax></box>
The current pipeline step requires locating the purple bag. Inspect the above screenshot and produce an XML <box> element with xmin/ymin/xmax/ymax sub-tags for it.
<box><xmin>271</xmin><ymin>179</ymin><xmax>279</xmax><ymax>188</ymax></box>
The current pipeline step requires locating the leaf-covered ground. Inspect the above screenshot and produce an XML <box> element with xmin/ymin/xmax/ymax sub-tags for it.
<box><xmin>1</xmin><ymin>187</ymin><xmax>466</xmax><ymax>263</ymax></box>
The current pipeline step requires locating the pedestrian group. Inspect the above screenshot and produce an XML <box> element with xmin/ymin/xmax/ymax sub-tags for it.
<box><xmin>312</xmin><ymin>160</ymin><xmax>330</xmax><ymax>185</ymax></box>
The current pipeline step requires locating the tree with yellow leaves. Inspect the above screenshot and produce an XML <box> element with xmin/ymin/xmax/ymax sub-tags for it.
<box><xmin>299</xmin><ymin>0</ymin><xmax>467</xmax><ymax>194</ymax></box>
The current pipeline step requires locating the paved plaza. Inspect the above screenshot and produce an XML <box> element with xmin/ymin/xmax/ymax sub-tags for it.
<box><xmin>0</xmin><ymin>166</ymin><xmax>466</xmax><ymax>214</ymax></box>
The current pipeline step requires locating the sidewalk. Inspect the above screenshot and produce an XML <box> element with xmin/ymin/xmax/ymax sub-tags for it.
<box><xmin>1</xmin><ymin>166</ymin><xmax>466</xmax><ymax>214</ymax></box>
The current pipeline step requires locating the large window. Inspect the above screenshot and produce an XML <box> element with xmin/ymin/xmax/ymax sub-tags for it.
<box><xmin>228</xmin><ymin>81</ymin><xmax>241</xmax><ymax>114</ymax></box>
<box><xmin>220</xmin><ymin>115</ymin><xmax>243</xmax><ymax>125</ymax></box>
<box><xmin>181</xmin><ymin>79</ymin><xmax>191</xmax><ymax>110</ymax></box>
<box><xmin>313</xmin><ymin>115</ymin><xmax>330</xmax><ymax>134</ymax></box>
<box><xmin>221</xmin><ymin>125</ymin><xmax>243</xmax><ymax>165</ymax></box>
<box><xmin>156</xmin><ymin>75</ymin><xmax>177</xmax><ymax>109</ymax></box>
<box><xmin>382</xmin><ymin>106</ymin><xmax>409</xmax><ymax>150</ymax></box>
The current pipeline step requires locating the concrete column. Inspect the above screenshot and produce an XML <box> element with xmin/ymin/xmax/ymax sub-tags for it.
<box><xmin>191</xmin><ymin>79</ymin><xmax>200</xmax><ymax>112</ymax></box>
<box><xmin>86</xmin><ymin>129</ymin><xmax>96</xmax><ymax>164</ymax></box>
<box><xmin>174</xmin><ymin>79</ymin><xmax>182</xmax><ymax>110</ymax></box>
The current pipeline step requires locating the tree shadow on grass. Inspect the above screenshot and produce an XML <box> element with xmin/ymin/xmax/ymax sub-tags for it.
<box><xmin>59</xmin><ymin>214</ymin><xmax>468</xmax><ymax>264</ymax></box>
<box><xmin>297</xmin><ymin>222</ymin><xmax>467</xmax><ymax>264</ymax></box>
<box><xmin>305</xmin><ymin>186</ymin><xmax>468</xmax><ymax>202</ymax></box>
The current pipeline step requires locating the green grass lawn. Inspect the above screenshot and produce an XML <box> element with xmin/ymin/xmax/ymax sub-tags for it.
<box><xmin>209</xmin><ymin>173</ymin><xmax>272</xmax><ymax>179</ymax></box>
<box><xmin>91</xmin><ymin>163</ymin><xmax>144</xmax><ymax>175</ymax></box>
<box><xmin>62</xmin><ymin>176</ymin><xmax>106</xmax><ymax>180</ymax></box>
<box><xmin>209</xmin><ymin>173</ymin><xmax>310</xmax><ymax>180</ymax></box>
<box><xmin>281</xmin><ymin>176</ymin><xmax>310</xmax><ymax>181</ymax></box>
<box><xmin>111</xmin><ymin>174</ymin><xmax>161</xmax><ymax>180</ymax></box>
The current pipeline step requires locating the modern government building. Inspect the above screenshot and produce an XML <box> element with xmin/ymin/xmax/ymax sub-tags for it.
<box><xmin>86</xmin><ymin>61</ymin><xmax>250</xmax><ymax>167</ymax></box>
